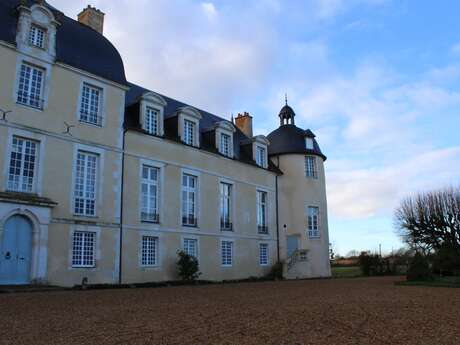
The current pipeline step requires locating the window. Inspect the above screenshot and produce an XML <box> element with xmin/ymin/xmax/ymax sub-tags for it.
<box><xmin>28</xmin><ymin>25</ymin><xmax>46</xmax><ymax>48</ymax></box>
<box><xmin>183</xmin><ymin>119</ymin><xmax>195</xmax><ymax>146</ymax></box>
<box><xmin>17</xmin><ymin>63</ymin><xmax>44</xmax><ymax>109</ymax></box>
<box><xmin>306</xmin><ymin>137</ymin><xmax>314</xmax><ymax>150</ymax></box>
<box><xmin>141</xmin><ymin>165</ymin><xmax>159</xmax><ymax>223</ymax></box>
<box><xmin>80</xmin><ymin>83</ymin><xmax>102</xmax><ymax>126</ymax></box>
<box><xmin>307</xmin><ymin>206</ymin><xmax>320</xmax><ymax>239</ymax></box>
<box><xmin>257</xmin><ymin>191</ymin><xmax>268</xmax><ymax>234</ymax></box>
<box><xmin>183</xmin><ymin>238</ymin><xmax>198</xmax><ymax>258</ymax></box>
<box><xmin>72</xmin><ymin>231</ymin><xmax>95</xmax><ymax>267</ymax></box>
<box><xmin>141</xmin><ymin>236</ymin><xmax>158</xmax><ymax>266</ymax></box>
<box><xmin>7</xmin><ymin>136</ymin><xmax>38</xmax><ymax>193</ymax></box>
<box><xmin>259</xmin><ymin>243</ymin><xmax>269</xmax><ymax>266</ymax></box>
<box><xmin>256</xmin><ymin>146</ymin><xmax>266</xmax><ymax>167</ymax></box>
<box><xmin>221</xmin><ymin>240</ymin><xmax>233</xmax><ymax>266</ymax></box>
<box><xmin>144</xmin><ymin>106</ymin><xmax>159</xmax><ymax>135</ymax></box>
<box><xmin>182</xmin><ymin>174</ymin><xmax>197</xmax><ymax>226</ymax></box>
<box><xmin>74</xmin><ymin>151</ymin><xmax>98</xmax><ymax>216</ymax></box>
<box><xmin>220</xmin><ymin>133</ymin><xmax>231</xmax><ymax>157</ymax></box>
<box><xmin>305</xmin><ymin>156</ymin><xmax>318</xmax><ymax>179</ymax></box>
<box><xmin>220</xmin><ymin>182</ymin><xmax>232</xmax><ymax>231</ymax></box>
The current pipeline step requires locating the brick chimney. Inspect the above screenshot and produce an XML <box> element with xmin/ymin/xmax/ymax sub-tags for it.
<box><xmin>78</xmin><ymin>5</ymin><xmax>105</xmax><ymax>34</ymax></box>
<box><xmin>235</xmin><ymin>112</ymin><xmax>253</xmax><ymax>138</ymax></box>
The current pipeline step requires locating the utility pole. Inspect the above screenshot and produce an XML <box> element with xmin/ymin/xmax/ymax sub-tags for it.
<box><xmin>379</xmin><ymin>244</ymin><xmax>382</xmax><ymax>258</ymax></box>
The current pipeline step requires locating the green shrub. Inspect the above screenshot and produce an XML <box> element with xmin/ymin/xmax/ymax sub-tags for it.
<box><xmin>265</xmin><ymin>261</ymin><xmax>284</xmax><ymax>280</ymax></box>
<box><xmin>407</xmin><ymin>252</ymin><xmax>432</xmax><ymax>281</ymax></box>
<box><xmin>432</xmin><ymin>243</ymin><xmax>460</xmax><ymax>276</ymax></box>
<box><xmin>176</xmin><ymin>251</ymin><xmax>201</xmax><ymax>282</ymax></box>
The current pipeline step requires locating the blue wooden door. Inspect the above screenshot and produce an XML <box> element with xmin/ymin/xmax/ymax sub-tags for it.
<box><xmin>287</xmin><ymin>235</ymin><xmax>299</xmax><ymax>257</ymax></box>
<box><xmin>0</xmin><ymin>215</ymin><xmax>32</xmax><ymax>285</ymax></box>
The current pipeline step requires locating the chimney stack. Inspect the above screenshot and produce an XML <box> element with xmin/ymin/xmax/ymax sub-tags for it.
<box><xmin>78</xmin><ymin>5</ymin><xmax>105</xmax><ymax>34</ymax></box>
<box><xmin>235</xmin><ymin>112</ymin><xmax>253</xmax><ymax>138</ymax></box>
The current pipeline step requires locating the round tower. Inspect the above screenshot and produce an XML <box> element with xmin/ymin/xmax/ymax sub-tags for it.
<box><xmin>268</xmin><ymin>103</ymin><xmax>331</xmax><ymax>279</ymax></box>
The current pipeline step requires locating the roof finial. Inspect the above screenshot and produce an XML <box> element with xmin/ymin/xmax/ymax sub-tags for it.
<box><xmin>285</xmin><ymin>93</ymin><xmax>288</xmax><ymax>106</ymax></box>
<box><xmin>231</xmin><ymin>113</ymin><xmax>234</xmax><ymax>124</ymax></box>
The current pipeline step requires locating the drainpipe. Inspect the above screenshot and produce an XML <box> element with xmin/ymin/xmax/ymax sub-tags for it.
<box><xmin>118</xmin><ymin>128</ymin><xmax>127</xmax><ymax>285</ymax></box>
<box><xmin>275</xmin><ymin>156</ymin><xmax>280</xmax><ymax>263</ymax></box>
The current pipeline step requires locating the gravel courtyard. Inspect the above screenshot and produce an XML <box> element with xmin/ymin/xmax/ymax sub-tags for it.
<box><xmin>0</xmin><ymin>277</ymin><xmax>459</xmax><ymax>345</ymax></box>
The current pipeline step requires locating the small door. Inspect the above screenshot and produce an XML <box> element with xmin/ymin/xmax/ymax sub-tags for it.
<box><xmin>0</xmin><ymin>215</ymin><xmax>33</xmax><ymax>285</ymax></box>
<box><xmin>287</xmin><ymin>235</ymin><xmax>299</xmax><ymax>257</ymax></box>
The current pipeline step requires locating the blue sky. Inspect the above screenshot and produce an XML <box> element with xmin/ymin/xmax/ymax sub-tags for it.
<box><xmin>52</xmin><ymin>0</ymin><xmax>460</xmax><ymax>256</ymax></box>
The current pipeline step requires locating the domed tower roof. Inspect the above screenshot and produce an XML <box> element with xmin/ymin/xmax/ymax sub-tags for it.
<box><xmin>268</xmin><ymin>103</ymin><xmax>326</xmax><ymax>160</ymax></box>
<box><xmin>278</xmin><ymin>95</ymin><xmax>296</xmax><ymax>126</ymax></box>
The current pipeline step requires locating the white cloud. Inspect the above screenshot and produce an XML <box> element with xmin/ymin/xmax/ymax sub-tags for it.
<box><xmin>201</xmin><ymin>2</ymin><xmax>218</xmax><ymax>20</ymax></box>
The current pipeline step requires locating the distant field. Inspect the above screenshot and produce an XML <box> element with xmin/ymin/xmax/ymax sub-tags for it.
<box><xmin>332</xmin><ymin>266</ymin><xmax>362</xmax><ymax>278</ymax></box>
<box><xmin>397</xmin><ymin>276</ymin><xmax>460</xmax><ymax>288</ymax></box>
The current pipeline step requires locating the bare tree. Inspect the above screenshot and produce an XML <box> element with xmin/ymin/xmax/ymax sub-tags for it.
<box><xmin>395</xmin><ymin>186</ymin><xmax>460</xmax><ymax>255</ymax></box>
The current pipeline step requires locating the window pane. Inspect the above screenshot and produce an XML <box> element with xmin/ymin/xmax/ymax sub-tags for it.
<box><xmin>74</xmin><ymin>151</ymin><xmax>98</xmax><ymax>216</ymax></box>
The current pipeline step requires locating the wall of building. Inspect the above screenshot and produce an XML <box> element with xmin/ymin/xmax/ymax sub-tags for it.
<box><xmin>0</xmin><ymin>43</ymin><xmax>126</xmax><ymax>286</ymax></box>
<box><xmin>121</xmin><ymin>131</ymin><xmax>278</xmax><ymax>283</ymax></box>
<box><xmin>274</xmin><ymin>154</ymin><xmax>331</xmax><ymax>278</ymax></box>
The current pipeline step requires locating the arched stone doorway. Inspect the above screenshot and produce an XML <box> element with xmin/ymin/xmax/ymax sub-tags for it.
<box><xmin>0</xmin><ymin>215</ymin><xmax>33</xmax><ymax>285</ymax></box>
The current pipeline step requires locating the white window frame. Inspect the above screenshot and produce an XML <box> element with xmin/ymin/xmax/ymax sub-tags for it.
<box><xmin>307</xmin><ymin>206</ymin><xmax>320</xmax><ymax>239</ymax></box>
<box><xmin>140</xmin><ymin>235</ymin><xmax>159</xmax><ymax>267</ymax></box>
<box><xmin>28</xmin><ymin>24</ymin><xmax>46</xmax><ymax>49</ymax></box>
<box><xmin>305</xmin><ymin>156</ymin><xmax>318</xmax><ymax>179</ymax></box>
<box><xmin>182</xmin><ymin>237</ymin><xmax>199</xmax><ymax>259</ymax></box>
<box><xmin>181</xmin><ymin>171</ymin><xmax>199</xmax><ymax>227</ymax></box>
<box><xmin>220</xmin><ymin>133</ymin><xmax>231</xmax><ymax>157</ymax></box>
<box><xmin>257</xmin><ymin>190</ymin><xmax>268</xmax><ymax>234</ymax></box>
<box><xmin>178</xmin><ymin>107</ymin><xmax>202</xmax><ymax>147</ymax></box>
<box><xmin>256</xmin><ymin>145</ymin><xmax>267</xmax><ymax>168</ymax></box>
<box><xmin>305</xmin><ymin>137</ymin><xmax>314</xmax><ymax>150</ymax></box>
<box><xmin>220</xmin><ymin>181</ymin><xmax>233</xmax><ymax>231</ymax></box>
<box><xmin>259</xmin><ymin>243</ymin><xmax>269</xmax><ymax>266</ymax></box>
<box><xmin>78</xmin><ymin>82</ymin><xmax>103</xmax><ymax>126</ymax></box>
<box><xmin>140</xmin><ymin>164</ymin><xmax>160</xmax><ymax>223</ymax></box>
<box><xmin>71</xmin><ymin>144</ymin><xmax>104</xmax><ymax>218</ymax></box>
<box><xmin>252</xmin><ymin>136</ymin><xmax>270</xmax><ymax>168</ymax></box>
<box><xmin>140</xmin><ymin>92</ymin><xmax>166</xmax><ymax>136</ymax></box>
<box><xmin>6</xmin><ymin>136</ymin><xmax>39</xmax><ymax>194</ymax></box>
<box><xmin>71</xmin><ymin>231</ymin><xmax>96</xmax><ymax>268</ymax></box>
<box><xmin>214</xmin><ymin>121</ymin><xmax>236</xmax><ymax>158</ymax></box>
<box><xmin>3</xmin><ymin>129</ymin><xmax>45</xmax><ymax>195</ymax></box>
<box><xmin>16</xmin><ymin>62</ymin><xmax>45</xmax><ymax>110</ymax></box>
<box><xmin>220</xmin><ymin>239</ymin><xmax>234</xmax><ymax>267</ymax></box>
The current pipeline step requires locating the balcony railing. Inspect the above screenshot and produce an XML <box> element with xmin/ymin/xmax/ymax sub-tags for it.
<box><xmin>141</xmin><ymin>212</ymin><xmax>159</xmax><ymax>223</ymax></box>
<box><xmin>258</xmin><ymin>225</ymin><xmax>268</xmax><ymax>234</ymax></box>
<box><xmin>80</xmin><ymin>110</ymin><xmax>103</xmax><ymax>126</ymax></box>
<box><xmin>220</xmin><ymin>218</ymin><xmax>233</xmax><ymax>231</ymax></box>
<box><xmin>182</xmin><ymin>216</ymin><xmax>197</xmax><ymax>227</ymax></box>
<box><xmin>17</xmin><ymin>92</ymin><xmax>44</xmax><ymax>110</ymax></box>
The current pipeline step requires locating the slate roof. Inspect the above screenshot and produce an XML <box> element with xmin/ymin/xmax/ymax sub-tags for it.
<box><xmin>267</xmin><ymin>124</ymin><xmax>327</xmax><ymax>160</ymax></box>
<box><xmin>125</xmin><ymin>83</ymin><xmax>282</xmax><ymax>174</ymax></box>
<box><xmin>0</xmin><ymin>0</ymin><xmax>128</xmax><ymax>86</ymax></box>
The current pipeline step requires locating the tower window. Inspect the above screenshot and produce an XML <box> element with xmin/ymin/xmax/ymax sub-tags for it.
<box><xmin>306</xmin><ymin>137</ymin><xmax>314</xmax><ymax>150</ymax></box>
<box><xmin>305</xmin><ymin>156</ymin><xmax>318</xmax><ymax>179</ymax></box>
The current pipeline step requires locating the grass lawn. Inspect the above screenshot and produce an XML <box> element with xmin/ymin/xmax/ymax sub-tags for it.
<box><xmin>331</xmin><ymin>265</ymin><xmax>362</xmax><ymax>278</ymax></box>
<box><xmin>396</xmin><ymin>275</ymin><xmax>460</xmax><ymax>288</ymax></box>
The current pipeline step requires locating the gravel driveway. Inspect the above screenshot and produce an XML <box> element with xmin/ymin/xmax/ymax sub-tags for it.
<box><xmin>0</xmin><ymin>276</ymin><xmax>459</xmax><ymax>345</ymax></box>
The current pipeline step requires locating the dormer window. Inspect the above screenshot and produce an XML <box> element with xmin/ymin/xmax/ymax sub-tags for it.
<box><xmin>214</xmin><ymin>121</ymin><xmax>236</xmax><ymax>158</ymax></box>
<box><xmin>28</xmin><ymin>25</ymin><xmax>46</xmax><ymax>49</ymax></box>
<box><xmin>184</xmin><ymin>119</ymin><xmax>195</xmax><ymax>145</ymax></box>
<box><xmin>220</xmin><ymin>133</ymin><xmax>231</xmax><ymax>157</ymax></box>
<box><xmin>178</xmin><ymin>107</ymin><xmax>202</xmax><ymax>147</ymax></box>
<box><xmin>256</xmin><ymin>146</ymin><xmax>266</xmax><ymax>167</ymax></box>
<box><xmin>306</xmin><ymin>137</ymin><xmax>314</xmax><ymax>150</ymax></box>
<box><xmin>140</xmin><ymin>92</ymin><xmax>167</xmax><ymax>137</ymax></box>
<box><xmin>144</xmin><ymin>106</ymin><xmax>159</xmax><ymax>135</ymax></box>
<box><xmin>251</xmin><ymin>135</ymin><xmax>270</xmax><ymax>168</ymax></box>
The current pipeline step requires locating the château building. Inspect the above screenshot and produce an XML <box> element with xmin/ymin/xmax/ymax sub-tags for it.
<box><xmin>0</xmin><ymin>0</ymin><xmax>331</xmax><ymax>286</ymax></box>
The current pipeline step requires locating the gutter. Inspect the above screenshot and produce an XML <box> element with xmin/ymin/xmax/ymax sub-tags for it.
<box><xmin>118</xmin><ymin>127</ymin><xmax>127</xmax><ymax>285</ymax></box>
<box><xmin>275</xmin><ymin>156</ymin><xmax>281</xmax><ymax>263</ymax></box>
